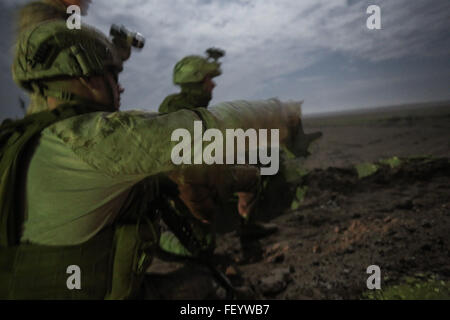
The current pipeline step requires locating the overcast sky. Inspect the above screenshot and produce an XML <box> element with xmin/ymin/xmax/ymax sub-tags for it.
<box><xmin>1</xmin><ymin>0</ymin><xmax>449</xmax><ymax>120</ymax></box>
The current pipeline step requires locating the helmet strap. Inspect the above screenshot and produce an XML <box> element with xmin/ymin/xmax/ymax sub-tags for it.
<box><xmin>32</xmin><ymin>80</ymin><xmax>115</xmax><ymax>111</ymax></box>
<box><xmin>26</xmin><ymin>92</ymin><xmax>50</xmax><ymax>115</ymax></box>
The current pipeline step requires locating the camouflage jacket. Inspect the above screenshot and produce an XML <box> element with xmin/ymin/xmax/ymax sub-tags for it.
<box><xmin>21</xmin><ymin>99</ymin><xmax>302</xmax><ymax>245</ymax></box>
<box><xmin>158</xmin><ymin>83</ymin><xmax>212</xmax><ymax>113</ymax></box>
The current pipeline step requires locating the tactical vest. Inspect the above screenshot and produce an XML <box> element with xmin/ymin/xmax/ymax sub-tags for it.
<box><xmin>0</xmin><ymin>104</ymin><xmax>159</xmax><ymax>299</ymax></box>
<box><xmin>158</xmin><ymin>93</ymin><xmax>196</xmax><ymax>114</ymax></box>
<box><xmin>158</xmin><ymin>85</ymin><xmax>210</xmax><ymax>114</ymax></box>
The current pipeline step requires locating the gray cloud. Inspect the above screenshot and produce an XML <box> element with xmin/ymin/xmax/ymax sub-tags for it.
<box><xmin>1</xmin><ymin>0</ymin><xmax>449</xmax><ymax>120</ymax></box>
<box><xmin>83</xmin><ymin>0</ymin><xmax>450</xmax><ymax>111</ymax></box>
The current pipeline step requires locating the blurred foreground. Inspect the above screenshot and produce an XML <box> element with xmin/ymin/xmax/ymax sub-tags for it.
<box><xmin>208</xmin><ymin>101</ymin><xmax>450</xmax><ymax>299</ymax></box>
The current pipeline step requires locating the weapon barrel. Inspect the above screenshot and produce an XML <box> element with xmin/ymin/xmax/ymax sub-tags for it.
<box><xmin>198</xmin><ymin>98</ymin><xmax>304</xmax><ymax>153</ymax></box>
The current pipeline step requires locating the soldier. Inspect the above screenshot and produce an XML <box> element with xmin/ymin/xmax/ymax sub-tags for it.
<box><xmin>0</xmin><ymin>15</ymin><xmax>307</xmax><ymax>299</ymax></box>
<box><xmin>16</xmin><ymin>1</ymin><xmax>132</xmax><ymax>116</ymax></box>
<box><xmin>158</xmin><ymin>48</ymin><xmax>224</xmax><ymax>113</ymax></box>
<box><xmin>16</xmin><ymin>0</ymin><xmax>92</xmax><ymax>116</ymax></box>
<box><xmin>157</xmin><ymin>50</ymin><xmax>278</xmax><ymax>259</ymax></box>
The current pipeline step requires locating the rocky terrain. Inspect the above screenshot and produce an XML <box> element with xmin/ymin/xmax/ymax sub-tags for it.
<box><xmin>213</xmin><ymin>102</ymin><xmax>450</xmax><ymax>299</ymax></box>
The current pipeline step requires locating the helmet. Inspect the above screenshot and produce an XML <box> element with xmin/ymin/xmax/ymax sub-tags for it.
<box><xmin>172</xmin><ymin>48</ymin><xmax>225</xmax><ymax>85</ymax></box>
<box><xmin>13</xmin><ymin>20</ymin><xmax>123</xmax><ymax>92</ymax></box>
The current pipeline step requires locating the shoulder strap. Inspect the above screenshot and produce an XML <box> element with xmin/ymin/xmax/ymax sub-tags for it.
<box><xmin>0</xmin><ymin>104</ymin><xmax>106</xmax><ymax>247</ymax></box>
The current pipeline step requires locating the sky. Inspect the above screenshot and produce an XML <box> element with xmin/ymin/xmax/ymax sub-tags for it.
<box><xmin>1</xmin><ymin>0</ymin><xmax>449</xmax><ymax>121</ymax></box>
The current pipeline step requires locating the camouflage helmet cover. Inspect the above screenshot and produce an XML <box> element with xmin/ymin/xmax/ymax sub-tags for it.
<box><xmin>173</xmin><ymin>54</ymin><xmax>222</xmax><ymax>85</ymax></box>
<box><xmin>13</xmin><ymin>20</ymin><xmax>123</xmax><ymax>91</ymax></box>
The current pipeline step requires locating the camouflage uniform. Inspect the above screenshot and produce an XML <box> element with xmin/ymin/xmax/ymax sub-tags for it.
<box><xmin>156</xmin><ymin>52</ymin><xmax>266</xmax><ymax>265</ymax></box>
<box><xmin>158</xmin><ymin>52</ymin><xmax>222</xmax><ymax>113</ymax></box>
<box><xmin>0</xmin><ymin>15</ymin><xmax>307</xmax><ymax>299</ymax></box>
<box><xmin>16</xmin><ymin>1</ymin><xmax>133</xmax><ymax>116</ymax></box>
<box><xmin>16</xmin><ymin>0</ymin><xmax>73</xmax><ymax>115</ymax></box>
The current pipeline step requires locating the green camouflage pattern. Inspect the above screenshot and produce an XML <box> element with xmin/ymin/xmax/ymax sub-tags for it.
<box><xmin>0</xmin><ymin>103</ymin><xmax>113</xmax><ymax>247</ymax></box>
<box><xmin>160</xmin><ymin>49</ymin><xmax>223</xmax><ymax>112</ymax></box>
<box><xmin>12</xmin><ymin>20</ymin><xmax>123</xmax><ymax>92</ymax></box>
<box><xmin>173</xmin><ymin>55</ymin><xmax>221</xmax><ymax>85</ymax></box>
<box><xmin>22</xmin><ymin>100</ymin><xmax>303</xmax><ymax>244</ymax></box>
<box><xmin>159</xmin><ymin>92</ymin><xmax>199</xmax><ymax>113</ymax></box>
<box><xmin>6</xmin><ymin>99</ymin><xmax>308</xmax><ymax>298</ymax></box>
<box><xmin>159</xmin><ymin>99</ymin><xmax>305</xmax><ymax>257</ymax></box>
<box><xmin>16</xmin><ymin>0</ymin><xmax>73</xmax><ymax>115</ymax></box>
<box><xmin>207</xmin><ymin>99</ymin><xmax>304</xmax><ymax>155</ymax></box>
<box><xmin>158</xmin><ymin>86</ymin><xmax>211</xmax><ymax>113</ymax></box>
<box><xmin>45</xmin><ymin>100</ymin><xmax>304</xmax><ymax>179</ymax></box>
<box><xmin>0</xmin><ymin>226</ymin><xmax>115</xmax><ymax>299</ymax></box>
<box><xmin>0</xmin><ymin>103</ymin><xmax>157</xmax><ymax>299</ymax></box>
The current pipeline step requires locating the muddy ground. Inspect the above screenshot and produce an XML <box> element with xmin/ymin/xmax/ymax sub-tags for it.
<box><xmin>212</xmin><ymin>102</ymin><xmax>450</xmax><ymax>299</ymax></box>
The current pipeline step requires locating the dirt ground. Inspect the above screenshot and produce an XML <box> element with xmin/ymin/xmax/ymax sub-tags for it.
<box><xmin>212</xmin><ymin>102</ymin><xmax>450</xmax><ymax>299</ymax></box>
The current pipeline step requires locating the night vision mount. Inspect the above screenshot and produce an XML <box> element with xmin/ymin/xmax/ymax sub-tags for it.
<box><xmin>110</xmin><ymin>24</ymin><xmax>145</xmax><ymax>49</ymax></box>
<box><xmin>206</xmin><ymin>47</ymin><xmax>225</xmax><ymax>62</ymax></box>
